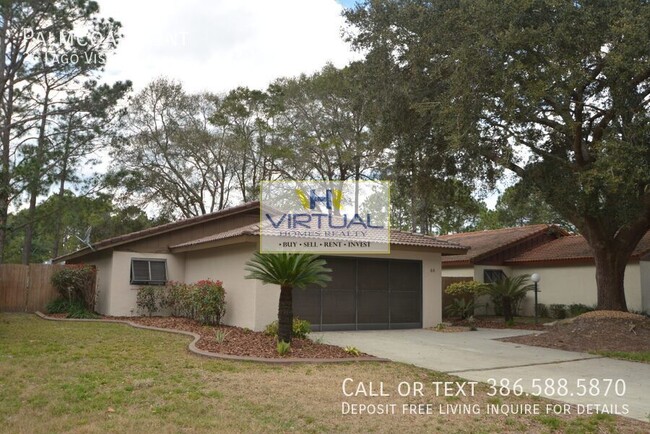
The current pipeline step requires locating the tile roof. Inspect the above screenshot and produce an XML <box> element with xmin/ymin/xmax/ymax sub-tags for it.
<box><xmin>53</xmin><ymin>201</ymin><xmax>260</xmax><ymax>262</ymax></box>
<box><xmin>505</xmin><ymin>231</ymin><xmax>650</xmax><ymax>264</ymax></box>
<box><xmin>170</xmin><ymin>223</ymin><xmax>467</xmax><ymax>252</ymax></box>
<box><xmin>437</xmin><ymin>224</ymin><xmax>565</xmax><ymax>265</ymax></box>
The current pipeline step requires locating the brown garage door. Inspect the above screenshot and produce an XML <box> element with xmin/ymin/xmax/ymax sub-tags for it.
<box><xmin>293</xmin><ymin>256</ymin><xmax>422</xmax><ymax>331</ymax></box>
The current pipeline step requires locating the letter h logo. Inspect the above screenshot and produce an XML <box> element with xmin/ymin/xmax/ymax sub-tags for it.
<box><xmin>296</xmin><ymin>188</ymin><xmax>342</xmax><ymax>211</ymax></box>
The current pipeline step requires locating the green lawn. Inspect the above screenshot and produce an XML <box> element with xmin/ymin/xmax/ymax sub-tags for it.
<box><xmin>0</xmin><ymin>313</ymin><xmax>647</xmax><ymax>433</ymax></box>
<box><xmin>592</xmin><ymin>351</ymin><xmax>650</xmax><ymax>364</ymax></box>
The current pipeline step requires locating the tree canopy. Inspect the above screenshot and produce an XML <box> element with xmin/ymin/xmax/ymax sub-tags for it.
<box><xmin>345</xmin><ymin>0</ymin><xmax>650</xmax><ymax>310</ymax></box>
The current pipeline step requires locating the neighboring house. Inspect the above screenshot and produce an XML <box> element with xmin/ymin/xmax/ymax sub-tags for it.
<box><xmin>54</xmin><ymin>201</ymin><xmax>468</xmax><ymax>331</ymax></box>
<box><xmin>439</xmin><ymin>226</ymin><xmax>650</xmax><ymax>314</ymax></box>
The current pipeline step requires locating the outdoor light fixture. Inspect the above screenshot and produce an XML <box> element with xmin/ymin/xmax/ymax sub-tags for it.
<box><xmin>531</xmin><ymin>273</ymin><xmax>541</xmax><ymax>324</ymax></box>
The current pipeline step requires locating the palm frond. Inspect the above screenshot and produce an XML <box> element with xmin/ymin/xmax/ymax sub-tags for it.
<box><xmin>244</xmin><ymin>253</ymin><xmax>332</xmax><ymax>288</ymax></box>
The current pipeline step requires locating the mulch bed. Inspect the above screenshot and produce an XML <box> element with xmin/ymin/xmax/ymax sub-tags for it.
<box><xmin>499</xmin><ymin>311</ymin><xmax>650</xmax><ymax>353</ymax></box>
<box><xmin>450</xmin><ymin>317</ymin><xmax>547</xmax><ymax>331</ymax></box>
<box><xmin>49</xmin><ymin>314</ymin><xmax>369</xmax><ymax>360</ymax></box>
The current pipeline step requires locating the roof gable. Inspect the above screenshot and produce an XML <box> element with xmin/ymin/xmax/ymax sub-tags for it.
<box><xmin>438</xmin><ymin>224</ymin><xmax>568</xmax><ymax>266</ymax></box>
<box><xmin>505</xmin><ymin>231</ymin><xmax>650</xmax><ymax>265</ymax></box>
<box><xmin>53</xmin><ymin>201</ymin><xmax>260</xmax><ymax>262</ymax></box>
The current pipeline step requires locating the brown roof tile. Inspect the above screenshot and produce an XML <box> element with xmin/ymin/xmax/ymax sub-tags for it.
<box><xmin>505</xmin><ymin>231</ymin><xmax>650</xmax><ymax>264</ymax></box>
<box><xmin>170</xmin><ymin>223</ymin><xmax>467</xmax><ymax>252</ymax></box>
<box><xmin>53</xmin><ymin>201</ymin><xmax>260</xmax><ymax>262</ymax></box>
<box><xmin>438</xmin><ymin>224</ymin><xmax>565</xmax><ymax>265</ymax></box>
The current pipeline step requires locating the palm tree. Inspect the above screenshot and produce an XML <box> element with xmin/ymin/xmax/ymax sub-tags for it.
<box><xmin>245</xmin><ymin>253</ymin><xmax>331</xmax><ymax>343</ymax></box>
<box><xmin>482</xmin><ymin>275</ymin><xmax>534</xmax><ymax>322</ymax></box>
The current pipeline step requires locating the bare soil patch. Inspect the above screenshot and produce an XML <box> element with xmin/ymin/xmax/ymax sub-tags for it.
<box><xmin>500</xmin><ymin>310</ymin><xmax>650</xmax><ymax>354</ymax></box>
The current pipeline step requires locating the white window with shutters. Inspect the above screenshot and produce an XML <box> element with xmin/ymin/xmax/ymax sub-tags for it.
<box><xmin>130</xmin><ymin>259</ymin><xmax>167</xmax><ymax>285</ymax></box>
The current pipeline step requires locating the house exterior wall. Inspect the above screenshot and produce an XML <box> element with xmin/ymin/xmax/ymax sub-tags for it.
<box><xmin>183</xmin><ymin>243</ymin><xmax>259</xmax><ymax>330</ymax></box>
<box><xmin>443</xmin><ymin>262</ymin><xmax>646</xmax><ymax>316</ymax></box>
<box><xmin>107</xmin><ymin>251</ymin><xmax>185</xmax><ymax>316</ymax></box>
<box><xmin>511</xmin><ymin>263</ymin><xmax>643</xmax><ymax>315</ymax></box>
<box><xmin>182</xmin><ymin>243</ymin><xmax>444</xmax><ymax>331</ymax></box>
<box><xmin>83</xmin><ymin>242</ymin><xmax>447</xmax><ymax>330</ymax></box>
<box><xmin>90</xmin><ymin>252</ymin><xmax>113</xmax><ymax>315</ymax></box>
<box><xmin>441</xmin><ymin>266</ymin><xmax>474</xmax><ymax>278</ymax></box>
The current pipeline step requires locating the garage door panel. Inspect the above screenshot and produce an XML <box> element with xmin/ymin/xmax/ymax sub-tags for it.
<box><xmin>357</xmin><ymin>259</ymin><xmax>389</xmax><ymax>291</ymax></box>
<box><xmin>390</xmin><ymin>261</ymin><xmax>421</xmax><ymax>291</ymax></box>
<box><xmin>293</xmin><ymin>287</ymin><xmax>320</xmax><ymax>325</ymax></box>
<box><xmin>357</xmin><ymin>290</ymin><xmax>389</xmax><ymax>324</ymax></box>
<box><xmin>293</xmin><ymin>257</ymin><xmax>423</xmax><ymax>331</ymax></box>
<box><xmin>324</xmin><ymin>257</ymin><xmax>356</xmax><ymax>290</ymax></box>
<box><xmin>322</xmin><ymin>290</ymin><xmax>355</xmax><ymax>324</ymax></box>
<box><xmin>390</xmin><ymin>291</ymin><xmax>421</xmax><ymax>324</ymax></box>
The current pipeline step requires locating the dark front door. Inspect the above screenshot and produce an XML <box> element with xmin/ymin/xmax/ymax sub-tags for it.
<box><xmin>293</xmin><ymin>257</ymin><xmax>422</xmax><ymax>331</ymax></box>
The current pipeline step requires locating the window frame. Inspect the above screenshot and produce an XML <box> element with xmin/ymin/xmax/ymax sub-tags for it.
<box><xmin>130</xmin><ymin>258</ymin><xmax>168</xmax><ymax>285</ymax></box>
<box><xmin>483</xmin><ymin>269</ymin><xmax>507</xmax><ymax>284</ymax></box>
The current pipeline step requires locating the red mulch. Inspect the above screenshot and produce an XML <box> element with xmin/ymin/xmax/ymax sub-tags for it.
<box><xmin>46</xmin><ymin>313</ymin><xmax>368</xmax><ymax>360</ymax></box>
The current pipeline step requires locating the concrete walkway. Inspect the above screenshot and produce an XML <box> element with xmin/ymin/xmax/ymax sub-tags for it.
<box><xmin>312</xmin><ymin>329</ymin><xmax>650</xmax><ymax>422</ymax></box>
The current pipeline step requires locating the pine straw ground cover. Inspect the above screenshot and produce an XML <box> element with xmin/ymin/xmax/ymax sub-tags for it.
<box><xmin>501</xmin><ymin>311</ymin><xmax>650</xmax><ymax>363</ymax></box>
<box><xmin>1</xmin><ymin>313</ymin><xmax>649</xmax><ymax>434</ymax></box>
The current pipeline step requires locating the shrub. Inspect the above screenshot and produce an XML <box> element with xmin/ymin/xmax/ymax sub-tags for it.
<box><xmin>162</xmin><ymin>281</ymin><xmax>193</xmax><ymax>317</ymax></box>
<box><xmin>192</xmin><ymin>279</ymin><xmax>226</xmax><ymax>325</ymax></box>
<box><xmin>214</xmin><ymin>329</ymin><xmax>230</xmax><ymax>344</ymax></box>
<box><xmin>445</xmin><ymin>280</ymin><xmax>490</xmax><ymax>297</ymax></box>
<box><xmin>481</xmin><ymin>275</ymin><xmax>533</xmax><ymax>322</ymax></box>
<box><xmin>136</xmin><ymin>286</ymin><xmax>164</xmax><ymax>316</ymax></box>
<box><xmin>46</xmin><ymin>297</ymin><xmax>72</xmax><ymax>314</ymax></box>
<box><xmin>157</xmin><ymin>279</ymin><xmax>226</xmax><ymax>325</ymax></box>
<box><xmin>264</xmin><ymin>318</ymin><xmax>312</xmax><ymax>339</ymax></box>
<box><xmin>51</xmin><ymin>265</ymin><xmax>96</xmax><ymax>311</ymax></box>
<box><xmin>549</xmin><ymin>304</ymin><xmax>567</xmax><ymax>319</ymax></box>
<box><xmin>536</xmin><ymin>303</ymin><xmax>549</xmax><ymax>318</ymax></box>
<box><xmin>344</xmin><ymin>346</ymin><xmax>361</xmax><ymax>356</ymax></box>
<box><xmin>292</xmin><ymin>318</ymin><xmax>311</xmax><ymax>339</ymax></box>
<box><xmin>276</xmin><ymin>340</ymin><xmax>291</xmax><ymax>356</ymax></box>
<box><xmin>445</xmin><ymin>298</ymin><xmax>475</xmax><ymax>319</ymax></box>
<box><xmin>66</xmin><ymin>302</ymin><xmax>99</xmax><ymax>319</ymax></box>
<box><xmin>568</xmin><ymin>303</ymin><xmax>594</xmax><ymax>317</ymax></box>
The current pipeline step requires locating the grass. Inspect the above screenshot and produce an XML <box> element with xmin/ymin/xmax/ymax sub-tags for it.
<box><xmin>0</xmin><ymin>313</ymin><xmax>647</xmax><ymax>433</ymax></box>
<box><xmin>592</xmin><ymin>350</ymin><xmax>650</xmax><ymax>364</ymax></box>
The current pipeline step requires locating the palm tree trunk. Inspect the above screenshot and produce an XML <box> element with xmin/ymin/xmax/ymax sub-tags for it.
<box><xmin>502</xmin><ymin>296</ymin><xmax>513</xmax><ymax>322</ymax></box>
<box><xmin>278</xmin><ymin>285</ymin><xmax>293</xmax><ymax>343</ymax></box>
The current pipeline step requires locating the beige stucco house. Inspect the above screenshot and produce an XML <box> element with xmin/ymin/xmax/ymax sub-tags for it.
<box><xmin>439</xmin><ymin>226</ymin><xmax>650</xmax><ymax>314</ymax></box>
<box><xmin>54</xmin><ymin>201</ymin><xmax>467</xmax><ymax>331</ymax></box>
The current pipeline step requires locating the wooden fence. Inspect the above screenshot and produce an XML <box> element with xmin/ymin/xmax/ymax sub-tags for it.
<box><xmin>0</xmin><ymin>264</ymin><xmax>65</xmax><ymax>312</ymax></box>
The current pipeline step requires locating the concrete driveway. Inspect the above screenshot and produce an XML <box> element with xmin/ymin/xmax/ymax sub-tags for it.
<box><xmin>313</xmin><ymin>329</ymin><xmax>650</xmax><ymax>422</ymax></box>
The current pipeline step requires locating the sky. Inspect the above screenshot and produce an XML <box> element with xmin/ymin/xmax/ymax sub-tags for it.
<box><xmin>99</xmin><ymin>0</ymin><xmax>360</xmax><ymax>93</ymax></box>
<box><xmin>93</xmin><ymin>0</ymin><xmax>501</xmax><ymax>208</ymax></box>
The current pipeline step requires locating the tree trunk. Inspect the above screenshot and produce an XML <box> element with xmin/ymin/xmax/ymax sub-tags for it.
<box><xmin>22</xmin><ymin>87</ymin><xmax>50</xmax><ymax>264</ymax></box>
<box><xmin>593</xmin><ymin>248</ymin><xmax>628</xmax><ymax>311</ymax></box>
<box><xmin>51</xmin><ymin>142</ymin><xmax>69</xmax><ymax>259</ymax></box>
<box><xmin>277</xmin><ymin>285</ymin><xmax>293</xmax><ymax>343</ymax></box>
<box><xmin>502</xmin><ymin>296</ymin><xmax>513</xmax><ymax>322</ymax></box>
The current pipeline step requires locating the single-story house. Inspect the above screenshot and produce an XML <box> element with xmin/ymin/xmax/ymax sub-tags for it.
<box><xmin>54</xmin><ymin>201</ymin><xmax>468</xmax><ymax>331</ymax></box>
<box><xmin>439</xmin><ymin>225</ymin><xmax>650</xmax><ymax>314</ymax></box>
